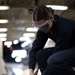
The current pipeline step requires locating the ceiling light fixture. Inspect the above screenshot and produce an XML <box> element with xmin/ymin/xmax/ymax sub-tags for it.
<box><xmin>4</xmin><ymin>41</ymin><xmax>12</xmax><ymax>46</ymax></box>
<box><xmin>0</xmin><ymin>28</ymin><xmax>8</xmax><ymax>32</ymax></box>
<box><xmin>19</xmin><ymin>36</ymin><xmax>30</xmax><ymax>41</ymax></box>
<box><xmin>0</xmin><ymin>37</ymin><xmax>7</xmax><ymax>41</ymax></box>
<box><xmin>0</xmin><ymin>6</ymin><xmax>9</xmax><ymax>10</ymax></box>
<box><xmin>46</xmin><ymin>5</ymin><xmax>68</xmax><ymax>10</ymax></box>
<box><xmin>13</xmin><ymin>40</ymin><xmax>19</xmax><ymax>44</ymax></box>
<box><xmin>0</xmin><ymin>19</ymin><xmax>9</xmax><ymax>23</ymax></box>
<box><xmin>0</xmin><ymin>33</ymin><xmax>7</xmax><ymax>37</ymax></box>
<box><xmin>26</xmin><ymin>27</ymin><xmax>38</xmax><ymax>32</ymax></box>
<box><xmin>23</xmin><ymin>33</ymin><xmax>35</xmax><ymax>37</ymax></box>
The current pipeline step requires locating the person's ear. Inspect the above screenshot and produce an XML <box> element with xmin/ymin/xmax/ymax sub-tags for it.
<box><xmin>51</xmin><ymin>15</ymin><xmax>54</xmax><ymax>21</ymax></box>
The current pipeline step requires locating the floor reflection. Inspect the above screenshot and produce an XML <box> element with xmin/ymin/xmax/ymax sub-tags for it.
<box><xmin>5</xmin><ymin>63</ymin><xmax>28</xmax><ymax>75</ymax></box>
<box><xmin>5</xmin><ymin>63</ymin><xmax>41</xmax><ymax>75</ymax></box>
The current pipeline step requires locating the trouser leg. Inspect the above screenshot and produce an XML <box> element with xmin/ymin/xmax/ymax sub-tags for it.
<box><xmin>42</xmin><ymin>47</ymin><xmax>75</xmax><ymax>75</ymax></box>
<box><xmin>36</xmin><ymin>47</ymin><xmax>54</xmax><ymax>72</ymax></box>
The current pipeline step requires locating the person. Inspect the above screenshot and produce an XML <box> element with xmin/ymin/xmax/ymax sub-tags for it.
<box><xmin>28</xmin><ymin>5</ymin><xmax>75</xmax><ymax>75</ymax></box>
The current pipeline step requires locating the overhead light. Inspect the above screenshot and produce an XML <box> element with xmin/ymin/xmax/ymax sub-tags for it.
<box><xmin>19</xmin><ymin>36</ymin><xmax>30</xmax><ymax>41</ymax></box>
<box><xmin>0</xmin><ymin>28</ymin><xmax>8</xmax><ymax>32</ymax></box>
<box><xmin>0</xmin><ymin>19</ymin><xmax>9</xmax><ymax>23</ymax></box>
<box><xmin>11</xmin><ymin>50</ymin><xmax>27</xmax><ymax>58</ymax></box>
<box><xmin>0</xmin><ymin>33</ymin><xmax>7</xmax><ymax>37</ymax></box>
<box><xmin>4</xmin><ymin>41</ymin><xmax>12</xmax><ymax>46</ymax></box>
<box><xmin>15</xmin><ymin>57</ymin><xmax>22</xmax><ymax>62</ymax></box>
<box><xmin>23</xmin><ymin>33</ymin><xmax>35</xmax><ymax>37</ymax></box>
<box><xmin>13</xmin><ymin>40</ymin><xmax>19</xmax><ymax>44</ymax></box>
<box><xmin>0</xmin><ymin>37</ymin><xmax>7</xmax><ymax>41</ymax></box>
<box><xmin>21</xmin><ymin>39</ymin><xmax>32</xmax><ymax>47</ymax></box>
<box><xmin>46</xmin><ymin>5</ymin><xmax>68</xmax><ymax>10</ymax></box>
<box><xmin>26</xmin><ymin>27</ymin><xmax>38</xmax><ymax>32</ymax></box>
<box><xmin>0</xmin><ymin>6</ymin><xmax>9</xmax><ymax>10</ymax></box>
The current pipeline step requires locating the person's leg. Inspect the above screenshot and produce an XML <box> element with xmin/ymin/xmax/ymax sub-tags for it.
<box><xmin>42</xmin><ymin>47</ymin><xmax>75</xmax><ymax>75</ymax></box>
<box><xmin>36</xmin><ymin>47</ymin><xmax>54</xmax><ymax>72</ymax></box>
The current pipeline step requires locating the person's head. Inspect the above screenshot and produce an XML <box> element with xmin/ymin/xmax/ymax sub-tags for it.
<box><xmin>32</xmin><ymin>5</ymin><xmax>54</xmax><ymax>33</ymax></box>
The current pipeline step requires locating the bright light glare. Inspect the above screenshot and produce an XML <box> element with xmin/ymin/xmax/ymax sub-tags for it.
<box><xmin>0</xmin><ymin>28</ymin><xmax>8</xmax><ymax>32</ymax></box>
<box><xmin>19</xmin><ymin>37</ymin><xmax>29</xmax><ymax>41</ymax></box>
<box><xmin>19</xmin><ymin>36</ymin><xmax>30</xmax><ymax>41</ymax></box>
<box><xmin>20</xmin><ymin>37</ymin><xmax>32</xmax><ymax>47</ymax></box>
<box><xmin>0</xmin><ymin>37</ymin><xmax>6</xmax><ymax>41</ymax></box>
<box><xmin>15</xmin><ymin>57</ymin><xmax>22</xmax><ymax>62</ymax></box>
<box><xmin>13</xmin><ymin>40</ymin><xmax>19</xmax><ymax>44</ymax></box>
<box><xmin>12</xmin><ymin>68</ymin><xmax>23</xmax><ymax>75</ymax></box>
<box><xmin>7</xmin><ymin>45</ymin><xmax>11</xmax><ymax>48</ymax></box>
<box><xmin>26</xmin><ymin>27</ymin><xmax>38</xmax><ymax>32</ymax></box>
<box><xmin>11</xmin><ymin>50</ymin><xmax>27</xmax><ymax>58</ymax></box>
<box><xmin>21</xmin><ymin>38</ymin><xmax>32</xmax><ymax>47</ymax></box>
<box><xmin>4</xmin><ymin>41</ymin><xmax>12</xmax><ymax>46</ymax></box>
<box><xmin>23</xmin><ymin>33</ymin><xmax>35</xmax><ymax>37</ymax></box>
<box><xmin>0</xmin><ymin>19</ymin><xmax>9</xmax><ymax>23</ymax></box>
<box><xmin>0</xmin><ymin>33</ymin><xmax>7</xmax><ymax>37</ymax></box>
<box><xmin>0</xmin><ymin>6</ymin><xmax>9</xmax><ymax>10</ymax></box>
<box><xmin>46</xmin><ymin>5</ymin><xmax>68</xmax><ymax>10</ymax></box>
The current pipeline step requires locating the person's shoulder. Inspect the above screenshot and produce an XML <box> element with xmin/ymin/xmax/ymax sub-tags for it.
<box><xmin>54</xmin><ymin>14</ymin><xmax>62</xmax><ymax>18</ymax></box>
<box><xmin>54</xmin><ymin>14</ymin><xmax>75</xmax><ymax>21</ymax></box>
<box><xmin>54</xmin><ymin>14</ymin><xmax>66</xmax><ymax>20</ymax></box>
<box><xmin>53</xmin><ymin>14</ymin><xmax>61</xmax><ymax>21</ymax></box>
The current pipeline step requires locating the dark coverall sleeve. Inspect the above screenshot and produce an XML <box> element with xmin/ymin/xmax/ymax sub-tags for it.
<box><xmin>53</xmin><ymin>29</ymin><xmax>72</xmax><ymax>53</ymax></box>
<box><xmin>28</xmin><ymin>30</ymin><xmax>48</xmax><ymax>70</ymax></box>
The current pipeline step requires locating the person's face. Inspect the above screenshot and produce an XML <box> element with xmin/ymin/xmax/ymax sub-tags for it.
<box><xmin>32</xmin><ymin>19</ymin><xmax>53</xmax><ymax>33</ymax></box>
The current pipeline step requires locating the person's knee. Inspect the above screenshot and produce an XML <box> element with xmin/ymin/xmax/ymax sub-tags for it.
<box><xmin>47</xmin><ymin>55</ymin><xmax>62</xmax><ymax>68</ymax></box>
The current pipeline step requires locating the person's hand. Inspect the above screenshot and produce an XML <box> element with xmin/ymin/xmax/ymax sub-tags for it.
<box><xmin>34</xmin><ymin>69</ymin><xmax>38</xmax><ymax>75</ymax></box>
<box><xmin>29</xmin><ymin>69</ymin><xmax>34</xmax><ymax>75</ymax></box>
<box><xmin>29</xmin><ymin>68</ymin><xmax>39</xmax><ymax>75</ymax></box>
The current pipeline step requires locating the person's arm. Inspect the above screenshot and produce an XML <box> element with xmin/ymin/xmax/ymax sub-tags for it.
<box><xmin>28</xmin><ymin>30</ymin><xmax>48</xmax><ymax>71</ymax></box>
<box><xmin>53</xmin><ymin>29</ymin><xmax>72</xmax><ymax>53</ymax></box>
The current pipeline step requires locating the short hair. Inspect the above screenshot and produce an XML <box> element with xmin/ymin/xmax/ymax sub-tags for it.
<box><xmin>33</xmin><ymin>5</ymin><xmax>54</xmax><ymax>21</ymax></box>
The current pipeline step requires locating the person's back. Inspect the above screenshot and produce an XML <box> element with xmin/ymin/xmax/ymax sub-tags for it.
<box><xmin>52</xmin><ymin>14</ymin><xmax>75</xmax><ymax>50</ymax></box>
